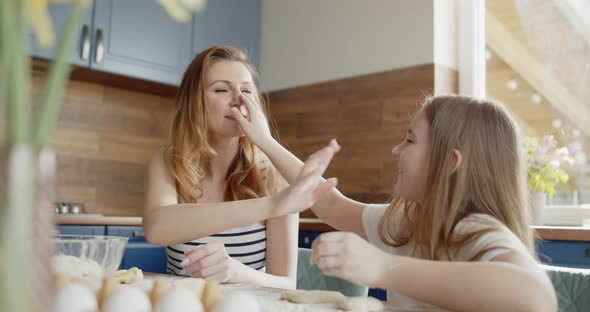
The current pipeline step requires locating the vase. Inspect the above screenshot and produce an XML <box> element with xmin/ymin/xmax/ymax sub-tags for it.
<box><xmin>0</xmin><ymin>144</ymin><xmax>56</xmax><ymax>312</ymax></box>
<box><xmin>530</xmin><ymin>192</ymin><xmax>547</xmax><ymax>226</ymax></box>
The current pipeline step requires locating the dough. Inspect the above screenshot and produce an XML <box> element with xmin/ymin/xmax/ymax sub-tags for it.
<box><xmin>280</xmin><ymin>290</ymin><xmax>385</xmax><ymax>312</ymax></box>
<box><xmin>111</xmin><ymin>267</ymin><xmax>143</xmax><ymax>284</ymax></box>
<box><xmin>52</xmin><ymin>255</ymin><xmax>104</xmax><ymax>280</ymax></box>
<box><xmin>280</xmin><ymin>289</ymin><xmax>346</xmax><ymax>304</ymax></box>
<box><xmin>335</xmin><ymin>296</ymin><xmax>384</xmax><ymax>312</ymax></box>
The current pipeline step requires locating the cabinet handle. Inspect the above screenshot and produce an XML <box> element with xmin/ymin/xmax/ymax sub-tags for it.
<box><xmin>95</xmin><ymin>28</ymin><xmax>104</xmax><ymax>64</ymax></box>
<box><xmin>80</xmin><ymin>25</ymin><xmax>90</xmax><ymax>61</ymax></box>
<box><xmin>585</xmin><ymin>248</ymin><xmax>590</xmax><ymax>258</ymax></box>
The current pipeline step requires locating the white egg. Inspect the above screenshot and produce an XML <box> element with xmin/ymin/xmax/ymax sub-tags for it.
<box><xmin>102</xmin><ymin>285</ymin><xmax>151</xmax><ymax>312</ymax></box>
<box><xmin>154</xmin><ymin>287</ymin><xmax>203</xmax><ymax>312</ymax></box>
<box><xmin>79</xmin><ymin>278</ymin><xmax>103</xmax><ymax>295</ymax></box>
<box><xmin>55</xmin><ymin>283</ymin><xmax>98</xmax><ymax>312</ymax></box>
<box><xmin>213</xmin><ymin>293</ymin><xmax>260</xmax><ymax>312</ymax></box>
<box><xmin>134</xmin><ymin>279</ymin><xmax>155</xmax><ymax>294</ymax></box>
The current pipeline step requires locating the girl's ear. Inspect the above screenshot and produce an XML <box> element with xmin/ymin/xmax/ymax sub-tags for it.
<box><xmin>449</xmin><ymin>149</ymin><xmax>462</xmax><ymax>175</ymax></box>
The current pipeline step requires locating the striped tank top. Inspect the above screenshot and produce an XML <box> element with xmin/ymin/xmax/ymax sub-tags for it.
<box><xmin>166</xmin><ymin>151</ymin><xmax>274</xmax><ymax>276</ymax></box>
<box><xmin>166</xmin><ymin>222</ymin><xmax>267</xmax><ymax>276</ymax></box>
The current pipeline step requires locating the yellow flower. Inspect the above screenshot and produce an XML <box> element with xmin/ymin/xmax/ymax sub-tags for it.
<box><xmin>26</xmin><ymin>0</ymin><xmax>55</xmax><ymax>48</ymax></box>
<box><xmin>158</xmin><ymin>0</ymin><xmax>207</xmax><ymax>22</ymax></box>
<box><xmin>25</xmin><ymin>0</ymin><xmax>91</xmax><ymax>49</ymax></box>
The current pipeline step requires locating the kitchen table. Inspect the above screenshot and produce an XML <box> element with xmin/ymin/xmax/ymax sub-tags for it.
<box><xmin>144</xmin><ymin>273</ymin><xmax>449</xmax><ymax>312</ymax></box>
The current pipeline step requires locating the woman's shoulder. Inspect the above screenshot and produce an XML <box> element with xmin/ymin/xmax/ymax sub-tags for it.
<box><xmin>149</xmin><ymin>147</ymin><xmax>172</xmax><ymax>165</ymax></box>
<box><xmin>147</xmin><ymin>147</ymin><xmax>175</xmax><ymax>181</ymax></box>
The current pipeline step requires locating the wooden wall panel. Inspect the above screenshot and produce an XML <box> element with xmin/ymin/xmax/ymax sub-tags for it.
<box><xmin>268</xmin><ymin>63</ymin><xmax>457</xmax><ymax>217</ymax></box>
<box><xmin>30</xmin><ymin>62</ymin><xmax>455</xmax><ymax>217</ymax></box>
<box><xmin>31</xmin><ymin>72</ymin><xmax>175</xmax><ymax>216</ymax></box>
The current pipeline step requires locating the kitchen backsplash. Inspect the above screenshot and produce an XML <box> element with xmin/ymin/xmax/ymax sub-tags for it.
<box><xmin>32</xmin><ymin>69</ymin><xmax>175</xmax><ymax>217</ymax></box>
<box><xmin>32</xmin><ymin>62</ymin><xmax>456</xmax><ymax>217</ymax></box>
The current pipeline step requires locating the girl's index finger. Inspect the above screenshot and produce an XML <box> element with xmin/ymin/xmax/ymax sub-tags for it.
<box><xmin>239</xmin><ymin>93</ymin><xmax>258</xmax><ymax>113</ymax></box>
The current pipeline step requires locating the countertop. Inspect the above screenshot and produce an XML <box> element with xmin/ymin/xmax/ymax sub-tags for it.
<box><xmin>55</xmin><ymin>215</ymin><xmax>590</xmax><ymax>241</ymax></box>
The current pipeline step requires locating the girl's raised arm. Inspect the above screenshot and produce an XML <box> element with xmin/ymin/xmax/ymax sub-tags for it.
<box><xmin>232</xmin><ymin>94</ymin><xmax>368</xmax><ymax>237</ymax></box>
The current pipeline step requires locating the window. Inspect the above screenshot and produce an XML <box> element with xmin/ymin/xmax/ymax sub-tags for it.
<box><xmin>484</xmin><ymin>0</ymin><xmax>589</xmax><ymax>206</ymax></box>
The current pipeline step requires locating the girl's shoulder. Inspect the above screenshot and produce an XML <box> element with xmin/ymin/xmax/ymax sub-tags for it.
<box><xmin>453</xmin><ymin>214</ymin><xmax>528</xmax><ymax>261</ymax></box>
<box><xmin>455</xmin><ymin>213</ymin><xmax>507</xmax><ymax>232</ymax></box>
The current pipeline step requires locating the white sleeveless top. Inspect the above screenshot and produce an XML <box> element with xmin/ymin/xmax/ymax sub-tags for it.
<box><xmin>166</xmin><ymin>151</ymin><xmax>276</xmax><ymax>276</ymax></box>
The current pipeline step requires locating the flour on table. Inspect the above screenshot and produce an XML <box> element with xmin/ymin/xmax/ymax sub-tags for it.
<box><xmin>52</xmin><ymin>255</ymin><xmax>104</xmax><ymax>280</ymax></box>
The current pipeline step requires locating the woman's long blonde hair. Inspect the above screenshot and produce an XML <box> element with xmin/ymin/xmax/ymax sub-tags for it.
<box><xmin>379</xmin><ymin>95</ymin><xmax>533</xmax><ymax>260</ymax></box>
<box><xmin>165</xmin><ymin>45</ymin><xmax>282</xmax><ymax>203</ymax></box>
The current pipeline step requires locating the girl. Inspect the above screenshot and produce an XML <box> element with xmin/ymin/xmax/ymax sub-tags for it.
<box><xmin>143</xmin><ymin>45</ymin><xmax>337</xmax><ymax>289</ymax></box>
<box><xmin>231</xmin><ymin>94</ymin><xmax>558</xmax><ymax>311</ymax></box>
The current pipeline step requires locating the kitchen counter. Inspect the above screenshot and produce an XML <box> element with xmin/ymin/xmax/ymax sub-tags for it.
<box><xmin>55</xmin><ymin>215</ymin><xmax>142</xmax><ymax>226</ymax></box>
<box><xmin>55</xmin><ymin>215</ymin><xmax>590</xmax><ymax>241</ymax></box>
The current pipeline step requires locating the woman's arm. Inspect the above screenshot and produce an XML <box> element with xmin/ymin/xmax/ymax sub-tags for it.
<box><xmin>144</xmin><ymin>142</ymin><xmax>338</xmax><ymax>246</ymax></box>
<box><xmin>181</xmin><ymin>213</ymin><xmax>299</xmax><ymax>289</ymax></box>
<box><xmin>143</xmin><ymin>150</ymin><xmax>276</xmax><ymax>246</ymax></box>
<box><xmin>312</xmin><ymin>232</ymin><xmax>557</xmax><ymax>312</ymax></box>
<box><xmin>232</xmin><ymin>95</ymin><xmax>367</xmax><ymax>237</ymax></box>
<box><xmin>236</xmin><ymin>213</ymin><xmax>299</xmax><ymax>289</ymax></box>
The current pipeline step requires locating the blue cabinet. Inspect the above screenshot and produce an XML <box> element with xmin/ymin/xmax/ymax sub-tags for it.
<box><xmin>299</xmin><ymin>231</ymin><xmax>321</xmax><ymax>249</ymax></box>
<box><xmin>58</xmin><ymin>225</ymin><xmax>106</xmax><ymax>235</ymax></box>
<box><xmin>192</xmin><ymin>0</ymin><xmax>260</xmax><ymax>66</ymax></box>
<box><xmin>106</xmin><ymin>226</ymin><xmax>167</xmax><ymax>273</ymax></box>
<box><xmin>537</xmin><ymin>240</ymin><xmax>590</xmax><ymax>269</ymax></box>
<box><xmin>28</xmin><ymin>2</ymin><xmax>94</xmax><ymax>67</ymax></box>
<box><xmin>92</xmin><ymin>0</ymin><xmax>192</xmax><ymax>85</ymax></box>
<box><xmin>30</xmin><ymin>0</ymin><xmax>260</xmax><ymax>86</ymax></box>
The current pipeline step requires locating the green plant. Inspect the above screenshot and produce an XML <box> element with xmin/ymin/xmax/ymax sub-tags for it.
<box><xmin>525</xmin><ymin>135</ymin><xmax>573</xmax><ymax>198</ymax></box>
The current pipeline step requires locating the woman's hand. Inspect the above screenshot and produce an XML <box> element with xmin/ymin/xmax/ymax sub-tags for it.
<box><xmin>311</xmin><ymin>232</ymin><xmax>396</xmax><ymax>287</ymax></box>
<box><xmin>181</xmin><ymin>242</ymin><xmax>245</xmax><ymax>283</ymax></box>
<box><xmin>231</xmin><ymin>93</ymin><xmax>273</xmax><ymax>148</ymax></box>
<box><xmin>270</xmin><ymin>140</ymin><xmax>340</xmax><ymax>217</ymax></box>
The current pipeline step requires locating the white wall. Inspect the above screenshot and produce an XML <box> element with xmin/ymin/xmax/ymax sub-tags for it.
<box><xmin>259</xmin><ymin>0</ymin><xmax>436</xmax><ymax>91</ymax></box>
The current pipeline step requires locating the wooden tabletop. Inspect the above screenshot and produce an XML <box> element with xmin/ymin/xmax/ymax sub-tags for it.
<box><xmin>55</xmin><ymin>215</ymin><xmax>590</xmax><ymax>242</ymax></box>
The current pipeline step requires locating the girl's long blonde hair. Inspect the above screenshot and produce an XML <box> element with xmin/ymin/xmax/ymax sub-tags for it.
<box><xmin>166</xmin><ymin>45</ymin><xmax>283</xmax><ymax>203</ymax></box>
<box><xmin>379</xmin><ymin>95</ymin><xmax>533</xmax><ymax>260</ymax></box>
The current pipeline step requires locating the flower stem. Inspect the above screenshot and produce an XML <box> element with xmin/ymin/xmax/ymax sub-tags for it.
<box><xmin>34</xmin><ymin>1</ymin><xmax>88</xmax><ymax>147</ymax></box>
<box><xmin>6</xmin><ymin>0</ymin><xmax>31</xmax><ymax>144</ymax></box>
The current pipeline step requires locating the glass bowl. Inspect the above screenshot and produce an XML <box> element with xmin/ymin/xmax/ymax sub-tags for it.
<box><xmin>53</xmin><ymin>234</ymin><xmax>128</xmax><ymax>279</ymax></box>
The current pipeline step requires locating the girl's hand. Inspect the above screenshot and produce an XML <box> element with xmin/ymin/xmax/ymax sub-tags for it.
<box><xmin>181</xmin><ymin>242</ymin><xmax>244</xmax><ymax>283</ymax></box>
<box><xmin>231</xmin><ymin>93</ymin><xmax>273</xmax><ymax>148</ymax></box>
<box><xmin>271</xmin><ymin>140</ymin><xmax>340</xmax><ymax>217</ymax></box>
<box><xmin>311</xmin><ymin>232</ymin><xmax>395</xmax><ymax>287</ymax></box>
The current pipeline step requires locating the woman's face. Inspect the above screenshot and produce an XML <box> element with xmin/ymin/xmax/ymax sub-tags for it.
<box><xmin>391</xmin><ymin>110</ymin><xmax>431</xmax><ymax>203</ymax></box>
<box><xmin>204</xmin><ymin>60</ymin><xmax>256</xmax><ymax>139</ymax></box>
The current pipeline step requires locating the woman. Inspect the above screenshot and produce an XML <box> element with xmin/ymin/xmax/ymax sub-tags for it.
<box><xmin>143</xmin><ymin>45</ymin><xmax>302</xmax><ymax>289</ymax></box>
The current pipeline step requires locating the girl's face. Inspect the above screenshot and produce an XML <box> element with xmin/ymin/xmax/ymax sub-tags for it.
<box><xmin>204</xmin><ymin>60</ymin><xmax>256</xmax><ymax>138</ymax></box>
<box><xmin>392</xmin><ymin>110</ymin><xmax>431</xmax><ymax>203</ymax></box>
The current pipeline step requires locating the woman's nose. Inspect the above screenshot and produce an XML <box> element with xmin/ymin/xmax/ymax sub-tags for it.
<box><xmin>230</xmin><ymin>92</ymin><xmax>242</xmax><ymax>106</ymax></box>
